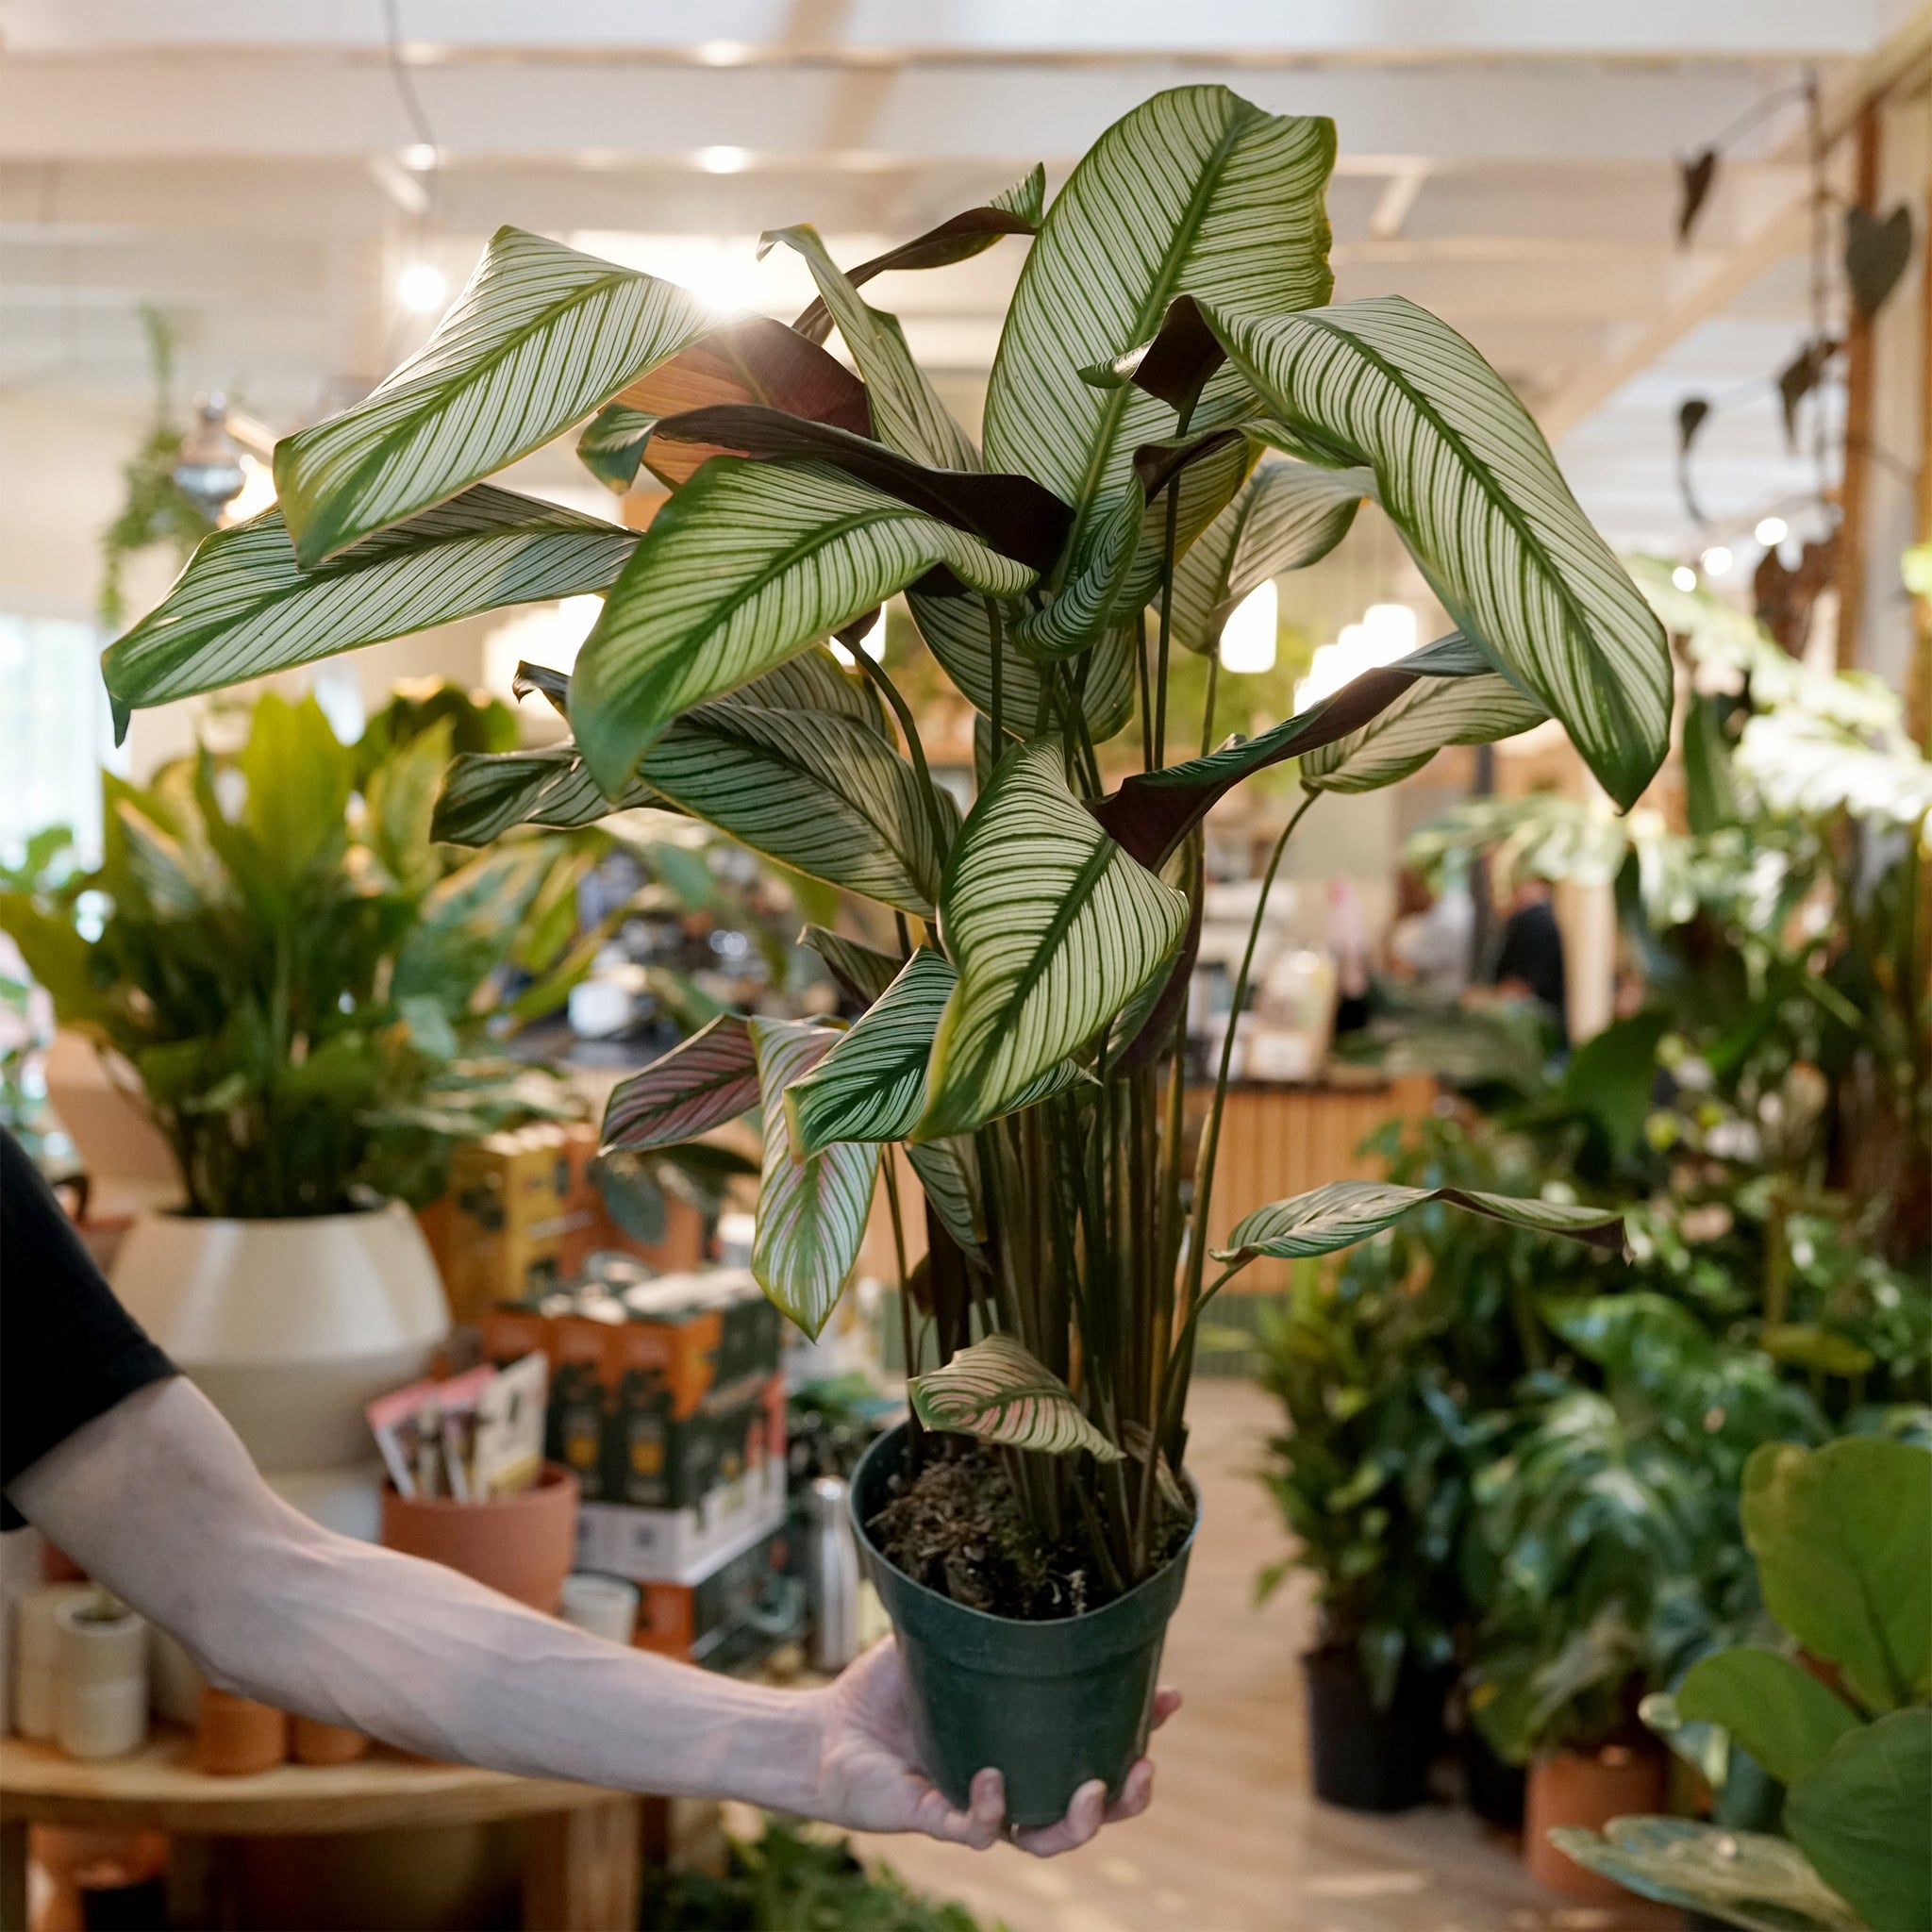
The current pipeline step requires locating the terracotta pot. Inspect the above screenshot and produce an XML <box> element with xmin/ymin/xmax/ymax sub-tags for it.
<box><xmin>1524</xmin><ymin>1741</ymin><xmax>1668</xmax><ymax>1896</ymax></box>
<box><xmin>290</xmin><ymin>1713</ymin><xmax>369</xmax><ymax>1766</ymax></box>
<box><xmin>196</xmin><ymin>1685</ymin><xmax>289</xmax><ymax>1775</ymax></box>
<box><xmin>380</xmin><ymin>1464</ymin><xmax>579</xmax><ymax>1613</ymax></box>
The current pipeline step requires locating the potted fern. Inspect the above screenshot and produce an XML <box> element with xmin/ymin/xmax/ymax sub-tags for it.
<box><xmin>103</xmin><ymin>87</ymin><xmax>1666</xmax><ymax>1823</ymax></box>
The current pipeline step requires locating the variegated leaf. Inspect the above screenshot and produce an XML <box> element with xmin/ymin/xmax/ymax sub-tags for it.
<box><xmin>762</xmin><ymin>225</ymin><xmax>980</xmax><ymax>470</ymax></box>
<box><xmin>432</xmin><ymin>746</ymin><xmax>663</xmax><ymax>845</ymax></box>
<box><xmin>983</xmin><ymin>89</ymin><xmax>1332</xmax><ymax>630</ymax></box>
<box><xmin>576</xmin><ymin>402</ymin><xmax>658</xmax><ymax>495</ymax></box>
<box><xmin>601</xmin><ymin>1014</ymin><xmax>760</xmax><ymax>1152</ymax></box>
<box><xmin>570</xmin><ymin>458</ymin><xmax>1036</xmax><ymax>793</ymax></box>
<box><xmin>1301</xmin><ymin>669</ymin><xmax>1548</xmax><ymax>793</ymax></box>
<box><xmin>750</xmin><ymin>1018</ymin><xmax>882</xmax><ymax>1339</ymax></box>
<box><xmin>274</xmin><ymin>228</ymin><xmax>716</xmax><ymax>564</ymax></box>
<box><xmin>1198</xmin><ymin>297</ymin><xmax>1673</xmax><ymax>809</ymax></box>
<box><xmin>918</xmin><ymin>740</ymin><xmax>1189</xmax><ymax>1139</ymax></box>
<box><xmin>786</xmin><ymin>948</ymin><xmax>956</xmax><ymax>1153</ymax></box>
<box><xmin>1214</xmin><ymin>1178</ymin><xmax>1624</xmax><ymax>1267</ymax></box>
<box><xmin>639</xmin><ymin>700</ymin><xmax>957</xmax><ymax>916</ymax></box>
<box><xmin>905</xmin><ymin>1138</ymin><xmax>986</xmax><ymax>1254</ymax></box>
<box><xmin>103</xmin><ymin>486</ymin><xmax>636</xmax><ymax>710</ymax></box>
<box><xmin>1168</xmin><ymin>458</ymin><xmax>1373</xmax><ymax>655</ymax></box>
<box><xmin>909</xmin><ymin>1334</ymin><xmax>1123</xmax><ymax>1460</ymax></box>
<box><xmin>799</xmin><ymin>925</ymin><xmax>903</xmax><ymax>1008</ymax></box>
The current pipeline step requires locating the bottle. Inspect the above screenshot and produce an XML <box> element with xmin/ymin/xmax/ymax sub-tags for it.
<box><xmin>804</xmin><ymin>1476</ymin><xmax>860</xmax><ymax>1674</ymax></box>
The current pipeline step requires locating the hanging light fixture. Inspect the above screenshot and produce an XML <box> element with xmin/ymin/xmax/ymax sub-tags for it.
<box><xmin>172</xmin><ymin>393</ymin><xmax>247</xmax><ymax>516</ymax></box>
<box><xmin>1217</xmin><ymin>579</ymin><xmax>1278</xmax><ymax>674</ymax></box>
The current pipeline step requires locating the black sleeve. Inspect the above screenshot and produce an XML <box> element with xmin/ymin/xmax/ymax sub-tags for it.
<box><xmin>2</xmin><ymin>1127</ymin><xmax>175</xmax><ymax>1527</ymax></box>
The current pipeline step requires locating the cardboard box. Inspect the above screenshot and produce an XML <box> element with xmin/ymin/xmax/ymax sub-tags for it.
<box><xmin>632</xmin><ymin>1523</ymin><xmax>803</xmax><ymax>1671</ymax></box>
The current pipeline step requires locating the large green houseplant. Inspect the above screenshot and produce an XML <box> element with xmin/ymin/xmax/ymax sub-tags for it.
<box><xmin>102</xmin><ymin>87</ymin><xmax>1666</xmax><ymax>1817</ymax></box>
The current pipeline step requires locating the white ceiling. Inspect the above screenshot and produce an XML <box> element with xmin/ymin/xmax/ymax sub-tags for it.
<box><xmin>1</xmin><ymin>1</ymin><xmax>1924</xmax><ymax>565</ymax></box>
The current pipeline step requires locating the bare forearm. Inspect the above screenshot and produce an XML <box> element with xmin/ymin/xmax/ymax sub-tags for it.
<box><xmin>8</xmin><ymin>1379</ymin><xmax>824</xmax><ymax>1808</ymax></box>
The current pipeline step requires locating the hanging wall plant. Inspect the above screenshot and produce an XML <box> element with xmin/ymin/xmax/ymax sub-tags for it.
<box><xmin>102</xmin><ymin>85</ymin><xmax>1669</xmax><ymax>1824</ymax></box>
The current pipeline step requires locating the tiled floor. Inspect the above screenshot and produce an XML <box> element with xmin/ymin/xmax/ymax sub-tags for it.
<box><xmin>850</xmin><ymin>1379</ymin><xmax>1672</xmax><ymax>1932</ymax></box>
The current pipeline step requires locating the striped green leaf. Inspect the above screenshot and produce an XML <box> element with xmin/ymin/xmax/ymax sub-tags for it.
<box><xmin>918</xmin><ymin>740</ymin><xmax>1189</xmax><ymax>1139</ymax></box>
<box><xmin>750</xmin><ymin>1018</ymin><xmax>882</xmax><ymax>1338</ymax></box>
<box><xmin>102</xmin><ymin>487</ymin><xmax>636</xmax><ymax>710</ymax></box>
<box><xmin>909</xmin><ymin>1334</ymin><xmax>1122</xmax><ymax>1461</ymax></box>
<box><xmin>1214</xmin><ymin>1178</ymin><xmax>1624</xmax><ymax>1267</ymax></box>
<box><xmin>1301</xmin><ymin>668</ymin><xmax>1547</xmax><ymax>793</ymax></box>
<box><xmin>274</xmin><ymin>228</ymin><xmax>715</xmax><ymax>564</ymax></box>
<box><xmin>601</xmin><ymin>1013</ymin><xmax>760</xmax><ymax>1152</ymax></box>
<box><xmin>799</xmin><ymin>925</ymin><xmax>902</xmax><ymax>1008</ymax></box>
<box><xmin>1199</xmin><ymin>297</ymin><xmax>1673</xmax><ymax>809</ymax></box>
<box><xmin>908</xmin><ymin>591</ymin><xmax>1137</xmax><ymax>741</ymax></box>
<box><xmin>904</xmin><ymin>1138</ymin><xmax>986</xmax><ymax>1254</ymax></box>
<box><xmin>432</xmin><ymin>746</ymin><xmax>663</xmax><ymax>845</ymax></box>
<box><xmin>983</xmin><ymin>89</ymin><xmax>1333</xmax><ymax>630</ymax></box>
<box><xmin>641</xmin><ymin>700</ymin><xmax>957</xmax><ymax>917</ymax></box>
<box><xmin>577</xmin><ymin>402</ymin><xmax>658</xmax><ymax>494</ymax></box>
<box><xmin>569</xmin><ymin>458</ymin><xmax>1036</xmax><ymax>793</ymax></box>
<box><xmin>1169</xmin><ymin>458</ymin><xmax>1373</xmax><ymax>655</ymax></box>
<box><xmin>763</xmin><ymin>225</ymin><xmax>980</xmax><ymax>471</ymax></box>
<box><xmin>786</xmin><ymin>948</ymin><xmax>955</xmax><ymax>1153</ymax></box>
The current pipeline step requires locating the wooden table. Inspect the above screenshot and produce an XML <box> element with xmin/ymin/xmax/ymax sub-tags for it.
<box><xmin>0</xmin><ymin>1730</ymin><xmax>641</xmax><ymax>1931</ymax></box>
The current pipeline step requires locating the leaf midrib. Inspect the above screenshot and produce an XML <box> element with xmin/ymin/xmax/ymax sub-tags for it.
<box><xmin>970</xmin><ymin>830</ymin><xmax>1121</xmax><ymax>1057</ymax></box>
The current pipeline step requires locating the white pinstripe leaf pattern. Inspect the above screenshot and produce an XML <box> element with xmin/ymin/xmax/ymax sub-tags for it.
<box><xmin>983</xmin><ymin>89</ymin><xmax>1333</xmax><ymax>625</ymax></box>
<box><xmin>785</xmin><ymin>948</ymin><xmax>955</xmax><ymax>1153</ymax></box>
<box><xmin>601</xmin><ymin>1014</ymin><xmax>760</xmax><ymax>1152</ymax></box>
<box><xmin>905</xmin><ymin>1138</ymin><xmax>986</xmax><ymax>1254</ymax></box>
<box><xmin>908</xmin><ymin>591</ymin><xmax>1137</xmax><ymax>741</ymax></box>
<box><xmin>569</xmin><ymin>458</ymin><xmax>1036</xmax><ymax>794</ymax></box>
<box><xmin>577</xmin><ymin>402</ymin><xmax>657</xmax><ymax>494</ymax></box>
<box><xmin>641</xmin><ymin>701</ymin><xmax>958</xmax><ymax>916</ymax></box>
<box><xmin>918</xmin><ymin>740</ymin><xmax>1189</xmax><ymax>1140</ymax></box>
<box><xmin>1201</xmin><ymin>297</ymin><xmax>1674</xmax><ymax>809</ymax></box>
<box><xmin>1214</xmin><ymin>1179</ymin><xmax>1624</xmax><ymax>1267</ymax></box>
<box><xmin>274</xmin><ymin>228</ymin><xmax>716</xmax><ymax>564</ymax></box>
<box><xmin>909</xmin><ymin>1334</ymin><xmax>1122</xmax><ymax>1460</ymax></box>
<box><xmin>761</xmin><ymin>225</ymin><xmax>980</xmax><ymax>471</ymax></box>
<box><xmin>1168</xmin><ymin>458</ymin><xmax>1373</xmax><ymax>655</ymax></box>
<box><xmin>1301</xmin><ymin>670</ymin><xmax>1548</xmax><ymax>793</ymax></box>
<box><xmin>750</xmin><ymin>1018</ymin><xmax>883</xmax><ymax>1339</ymax></box>
<box><xmin>432</xmin><ymin>746</ymin><xmax>663</xmax><ymax>845</ymax></box>
<box><xmin>799</xmin><ymin>926</ymin><xmax>901</xmax><ymax>1008</ymax></box>
<box><xmin>103</xmin><ymin>486</ymin><xmax>636</xmax><ymax>709</ymax></box>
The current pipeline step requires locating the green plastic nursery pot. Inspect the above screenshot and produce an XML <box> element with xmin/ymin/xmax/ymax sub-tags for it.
<box><xmin>850</xmin><ymin>1422</ymin><xmax>1197</xmax><ymax>1829</ymax></box>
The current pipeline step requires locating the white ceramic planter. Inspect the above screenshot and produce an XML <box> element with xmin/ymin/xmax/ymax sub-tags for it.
<box><xmin>111</xmin><ymin>1203</ymin><xmax>450</xmax><ymax>1473</ymax></box>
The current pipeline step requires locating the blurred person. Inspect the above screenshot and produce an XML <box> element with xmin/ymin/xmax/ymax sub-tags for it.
<box><xmin>1486</xmin><ymin>875</ymin><xmax>1569</xmax><ymax>1047</ymax></box>
<box><xmin>1385</xmin><ymin>860</ymin><xmax>1474</xmax><ymax>1006</ymax></box>
<box><xmin>1</xmin><ymin>1128</ymin><xmax>1173</xmax><ymax>1855</ymax></box>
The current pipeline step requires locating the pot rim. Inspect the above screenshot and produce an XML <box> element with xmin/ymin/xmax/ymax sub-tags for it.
<box><xmin>145</xmin><ymin>1200</ymin><xmax>407</xmax><ymax>1226</ymax></box>
<box><xmin>380</xmin><ymin>1461</ymin><xmax>578</xmax><ymax>1517</ymax></box>
<box><xmin>850</xmin><ymin>1419</ymin><xmax>1200</xmax><ymax>1633</ymax></box>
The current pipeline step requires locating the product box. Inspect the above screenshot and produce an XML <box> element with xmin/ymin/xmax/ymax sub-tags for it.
<box><xmin>632</xmin><ymin>1522</ymin><xmax>803</xmax><ymax>1672</ymax></box>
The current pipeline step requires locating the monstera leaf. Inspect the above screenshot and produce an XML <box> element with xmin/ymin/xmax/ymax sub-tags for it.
<box><xmin>918</xmin><ymin>741</ymin><xmax>1188</xmax><ymax>1139</ymax></box>
<box><xmin>910</xmin><ymin>1334</ymin><xmax>1123</xmax><ymax>1460</ymax></box>
<box><xmin>569</xmin><ymin>458</ymin><xmax>1036</xmax><ymax>793</ymax></box>
<box><xmin>748</xmin><ymin>1019</ymin><xmax>882</xmax><ymax>1339</ymax></box>
<box><xmin>1214</xmin><ymin>1178</ymin><xmax>1624</xmax><ymax>1267</ymax></box>
<box><xmin>1195</xmin><ymin>296</ymin><xmax>1673</xmax><ymax>809</ymax></box>
<box><xmin>274</xmin><ymin>228</ymin><xmax>715</xmax><ymax>563</ymax></box>
<box><xmin>104</xmin><ymin>487</ymin><xmax>636</xmax><ymax>712</ymax></box>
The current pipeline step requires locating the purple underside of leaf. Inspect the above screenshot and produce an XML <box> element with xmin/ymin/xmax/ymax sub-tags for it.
<box><xmin>644</xmin><ymin>403</ymin><xmax>1073</xmax><ymax>575</ymax></box>
<box><xmin>600</xmin><ymin>1012</ymin><xmax>759</xmax><ymax>1151</ymax></box>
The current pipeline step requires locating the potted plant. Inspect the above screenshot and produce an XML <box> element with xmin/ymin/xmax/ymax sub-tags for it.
<box><xmin>1253</xmin><ymin>1257</ymin><xmax>1492</xmax><ymax>1810</ymax></box>
<box><xmin>0</xmin><ymin>691</ymin><xmax>582</xmax><ymax>1475</ymax></box>
<box><xmin>1556</xmin><ymin>1432</ymin><xmax>1932</xmax><ymax>1932</ymax></box>
<box><xmin>1465</xmin><ymin>1293</ymin><xmax>1822</xmax><ymax>1893</ymax></box>
<box><xmin>101</xmin><ymin>87</ymin><xmax>1667</xmax><ymax>1821</ymax></box>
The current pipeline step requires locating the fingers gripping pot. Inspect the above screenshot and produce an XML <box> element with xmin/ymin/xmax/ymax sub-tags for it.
<box><xmin>850</xmin><ymin>1422</ymin><xmax>1196</xmax><ymax>1829</ymax></box>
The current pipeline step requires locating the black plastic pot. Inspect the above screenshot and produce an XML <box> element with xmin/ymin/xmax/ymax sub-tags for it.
<box><xmin>850</xmin><ymin>1422</ymin><xmax>1197</xmax><ymax>1828</ymax></box>
<box><xmin>1464</xmin><ymin>1724</ymin><xmax>1527</xmax><ymax>1830</ymax></box>
<box><xmin>1301</xmin><ymin>1642</ymin><xmax>1441</xmax><ymax>1812</ymax></box>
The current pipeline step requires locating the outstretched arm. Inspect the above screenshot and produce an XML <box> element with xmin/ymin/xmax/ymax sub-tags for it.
<box><xmin>7</xmin><ymin>1375</ymin><xmax>1169</xmax><ymax>1855</ymax></box>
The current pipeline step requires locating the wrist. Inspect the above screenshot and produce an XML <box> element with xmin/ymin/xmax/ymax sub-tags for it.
<box><xmin>707</xmin><ymin>1678</ymin><xmax>829</xmax><ymax>1817</ymax></box>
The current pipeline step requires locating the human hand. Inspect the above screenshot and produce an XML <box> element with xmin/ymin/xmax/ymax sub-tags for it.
<box><xmin>805</xmin><ymin>1639</ymin><xmax>1179</xmax><ymax>1857</ymax></box>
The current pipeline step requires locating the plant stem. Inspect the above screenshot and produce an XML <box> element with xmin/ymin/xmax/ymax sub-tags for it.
<box><xmin>985</xmin><ymin>597</ymin><xmax>1006</xmax><ymax>760</ymax></box>
<box><xmin>856</xmin><ymin>648</ymin><xmax>954</xmax><ymax>862</ymax></box>
<box><xmin>1199</xmin><ymin>653</ymin><xmax>1221</xmax><ymax>758</ymax></box>
<box><xmin>1151</xmin><ymin>401</ymin><xmax>1196</xmax><ymax>771</ymax></box>
<box><xmin>882</xmin><ymin>1155</ymin><xmax>925</xmax><ymax>1461</ymax></box>
<box><xmin>1136</xmin><ymin>611</ymin><xmax>1154</xmax><ymax>773</ymax></box>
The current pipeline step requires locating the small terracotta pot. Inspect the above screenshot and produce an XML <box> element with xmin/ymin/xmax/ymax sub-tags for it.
<box><xmin>290</xmin><ymin>1713</ymin><xmax>370</xmax><ymax>1766</ymax></box>
<box><xmin>380</xmin><ymin>1463</ymin><xmax>579</xmax><ymax>1613</ymax></box>
<box><xmin>195</xmin><ymin>1685</ymin><xmax>289</xmax><ymax>1775</ymax></box>
<box><xmin>1524</xmin><ymin>1741</ymin><xmax>1668</xmax><ymax>1896</ymax></box>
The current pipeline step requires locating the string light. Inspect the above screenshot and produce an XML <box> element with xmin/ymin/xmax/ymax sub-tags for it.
<box><xmin>1754</xmin><ymin>515</ymin><xmax>1789</xmax><ymax>547</ymax></box>
<box><xmin>396</xmin><ymin>260</ymin><xmax>449</xmax><ymax>313</ymax></box>
<box><xmin>698</xmin><ymin>146</ymin><xmax>751</xmax><ymax>175</ymax></box>
<box><xmin>1293</xmin><ymin>602</ymin><xmax>1417</xmax><ymax>707</ymax></box>
<box><xmin>1699</xmin><ymin>545</ymin><xmax>1733</xmax><ymax>577</ymax></box>
<box><xmin>1217</xmin><ymin>580</ymin><xmax>1278</xmax><ymax>674</ymax></box>
<box><xmin>1672</xmin><ymin>565</ymin><xmax>1699</xmax><ymax>591</ymax></box>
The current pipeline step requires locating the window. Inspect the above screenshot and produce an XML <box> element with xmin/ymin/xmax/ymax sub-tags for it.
<box><xmin>0</xmin><ymin>611</ymin><xmax>120</xmax><ymax>866</ymax></box>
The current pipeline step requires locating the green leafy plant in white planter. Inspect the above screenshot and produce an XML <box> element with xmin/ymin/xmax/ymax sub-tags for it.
<box><xmin>104</xmin><ymin>87</ymin><xmax>1667</xmax><ymax>1817</ymax></box>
